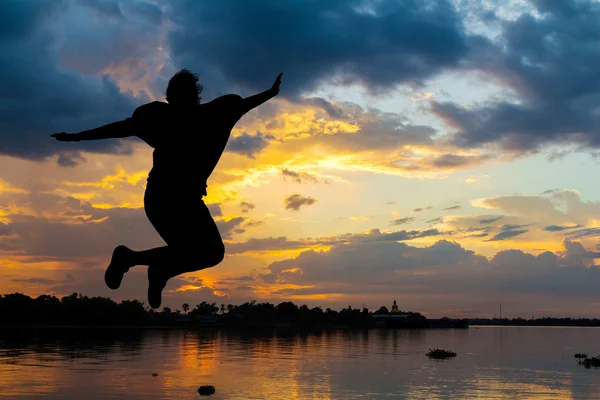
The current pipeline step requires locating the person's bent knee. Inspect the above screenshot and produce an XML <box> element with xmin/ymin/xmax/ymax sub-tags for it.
<box><xmin>181</xmin><ymin>244</ymin><xmax>224</xmax><ymax>267</ymax></box>
<box><xmin>208</xmin><ymin>244</ymin><xmax>225</xmax><ymax>266</ymax></box>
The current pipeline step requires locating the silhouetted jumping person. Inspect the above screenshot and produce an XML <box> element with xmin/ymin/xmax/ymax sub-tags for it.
<box><xmin>52</xmin><ymin>69</ymin><xmax>283</xmax><ymax>309</ymax></box>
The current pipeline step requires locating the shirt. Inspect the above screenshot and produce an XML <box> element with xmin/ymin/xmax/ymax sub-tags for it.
<box><xmin>130</xmin><ymin>94</ymin><xmax>246</xmax><ymax>196</ymax></box>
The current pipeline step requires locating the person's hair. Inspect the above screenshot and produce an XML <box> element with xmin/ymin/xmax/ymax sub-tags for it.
<box><xmin>165</xmin><ymin>68</ymin><xmax>203</xmax><ymax>106</ymax></box>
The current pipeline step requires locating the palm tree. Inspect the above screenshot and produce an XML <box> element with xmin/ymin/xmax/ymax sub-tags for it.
<box><xmin>182</xmin><ymin>303</ymin><xmax>190</xmax><ymax>315</ymax></box>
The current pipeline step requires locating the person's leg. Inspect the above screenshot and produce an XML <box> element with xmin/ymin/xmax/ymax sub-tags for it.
<box><xmin>104</xmin><ymin>245</ymin><xmax>172</xmax><ymax>290</ymax></box>
<box><xmin>105</xmin><ymin>180</ymin><xmax>176</xmax><ymax>290</ymax></box>
<box><xmin>145</xmin><ymin>215</ymin><xmax>225</xmax><ymax>309</ymax></box>
<box><xmin>105</xmin><ymin>180</ymin><xmax>225</xmax><ymax>307</ymax></box>
<box><xmin>104</xmin><ymin>244</ymin><xmax>148</xmax><ymax>290</ymax></box>
<box><xmin>104</xmin><ymin>225</ymin><xmax>222</xmax><ymax>291</ymax></box>
<box><xmin>142</xmin><ymin>190</ymin><xmax>225</xmax><ymax>308</ymax></box>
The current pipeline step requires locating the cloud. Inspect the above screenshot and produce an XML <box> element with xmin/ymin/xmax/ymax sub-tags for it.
<box><xmin>239</xmin><ymin>201</ymin><xmax>255</xmax><ymax>213</ymax></box>
<box><xmin>57</xmin><ymin>152</ymin><xmax>87</xmax><ymax>167</ymax></box>
<box><xmin>443</xmin><ymin>205</ymin><xmax>461</xmax><ymax>210</ymax></box>
<box><xmin>166</xmin><ymin>0</ymin><xmax>471</xmax><ymax>99</ymax></box>
<box><xmin>284</xmin><ymin>194</ymin><xmax>317</xmax><ymax>211</ymax></box>
<box><xmin>471</xmin><ymin>194</ymin><xmax>574</xmax><ymax>224</ymax></box>
<box><xmin>544</xmin><ymin>224</ymin><xmax>581</xmax><ymax>232</ymax></box>
<box><xmin>216</xmin><ymin>217</ymin><xmax>246</xmax><ymax>240</ymax></box>
<box><xmin>0</xmin><ymin>191</ymin><xmax>236</xmax><ymax>258</ymax></box>
<box><xmin>258</xmin><ymin>235</ymin><xmax>600</xmax><ymax>315</ymax></box>
<box><xmin>225</xmin><ymin>227</ymin><xmax>447</xmax><ymax>255</ymax></box>
<box><xmin>0</xmin><ymin>223</ymin><xmax>11</xmax><ymax>236</ymax></box>
<box><xmin>473</xmin><ymin>190</ymin><xmax>600</xmax><ymax>229</ymax></box>
<box><xmin>479</xmin><ymin>216</ymin><xmax>503</xmax><ymax>224</ymax></box>
<box><xmin>542</xmin><ymin>189</ymin><xmax>559</xmax><ymax>195</ymax></box>
<box><xmin>412</xmin><ymin>207</ymin><xmax>432</xmax><ymax>213</ymax></box>
<box><xmin>0</xmin><ymin>0</ymin><xmax>154</xmax><ymax>162</ymax></box>
<box><xmin>226</xmin><ymin>237</ymin><xmax>308</xmax><ymax>254</ymax></box>
<box><xmin>427</xmin><ymin>154</ymin><xmax>491</xmax><ymax>169</ymax></box>
<box><xmin>431</xmin><ymin>0</ymin><xmax>600</xmax><ymax>153</ymax></box>
<box><xmin>280</xmin><ymin>168</ymin><xmax>319</xmax><ymax>184</ymax></box>
<box><xmin>10</xmin><ymin>278</ymin><xmax>55</xmax><ymax>285</ymax></box>
<box><xmin>207</xmin><ymin>203</ymin><xmax>222</xmax><ymax>217</ymax></box>
<box><xmin>465</xmin><ymin>232</ymin><xmax>488</xmax><ymax>238</ymax></box>
<box><xmin>226</xmin><ymin>132</ymin><xmax>274</xmax><ymax>158</ymax></box>
<box><xmin>486</xmin><ymin>229</ymin><xmax>528</xmax><ymax>242</ymax></box>
<box><xmin>568</xmin><ymin>228</ymin><xmax>600</xmax><ymax>239</ymax></box>
<box><xmin>389</xmin><ymin>217</ymin><xmax>414</xmax><ymax>226</ymax></box>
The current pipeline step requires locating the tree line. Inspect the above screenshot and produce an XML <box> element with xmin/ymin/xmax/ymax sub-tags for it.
<box><xmin>0</xmin><ymin>292</ymin><xmax>427</xmax><ymax>327</ymax></box>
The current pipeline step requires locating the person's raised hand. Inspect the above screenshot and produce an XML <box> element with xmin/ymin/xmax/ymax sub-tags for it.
<box><xmin>51</xmin><ymin>133</ymin><xmax>79</xmax><ymax>142</ymax></box>
<box><xmin>271</xmin><ymin>73</ymin><xmax>282</xmax><ymax>95</ymax></box>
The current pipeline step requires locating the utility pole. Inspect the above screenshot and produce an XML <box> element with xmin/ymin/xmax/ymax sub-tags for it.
<box><xmin>500</xmin><ymin>304</ymin><xmax>502</xmax><ymax>319</ymax></box>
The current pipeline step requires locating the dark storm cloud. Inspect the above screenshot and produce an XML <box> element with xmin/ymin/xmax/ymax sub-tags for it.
<box><xmin>166</xmin><ymin>0</ymin><xmax>471</xmax><ymax>99</ymax></box>
<box><xmin>5</xmin><ymin>0</ymin><xmax>600</xmax><ymax>166</ymax></box>
<box><xmin>284</xmin><ymin>194</ymin><xmax>317</xmax><ymax>211</ymax></box>
<box><xmin>432</xmin><ymin>0</ymin><xmax>600</xmax><ymax>152</ymax></box>
<box><xmin>0</xmin><ymin>0</ymin><xmax>150</xmax><ymax>162</ymax></box>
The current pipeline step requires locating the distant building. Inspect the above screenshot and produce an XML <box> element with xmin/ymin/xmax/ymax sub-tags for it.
<box><xmin>373</xmin><ymin>300</ymin><xmax>410</xmax><ymax>326</ymax></box>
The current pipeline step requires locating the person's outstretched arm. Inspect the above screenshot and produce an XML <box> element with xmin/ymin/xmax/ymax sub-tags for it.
<box><xmin>51</xmin><ymin>118</ymin><xmax>134</xmax><ymax>142</ymax></box>
<box><xmin>240</xmin><ymin>73</ymin><xmax>282</xmax><ymax>114</ymax></box>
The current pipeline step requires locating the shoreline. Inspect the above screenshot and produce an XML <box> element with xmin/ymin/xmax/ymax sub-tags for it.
<box><xmin>2</xmin><ymin>324</ymin><xmax>599</xmax><ymax>329</ymax></box>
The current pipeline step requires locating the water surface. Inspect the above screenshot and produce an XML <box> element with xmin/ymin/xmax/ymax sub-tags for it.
<box><xmin>1</xmin><ymin>326</ymin><xmax>600</xmax><ymax>399</ymax></box>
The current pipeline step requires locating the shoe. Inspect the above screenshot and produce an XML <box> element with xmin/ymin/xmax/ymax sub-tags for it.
<box><xmin>105</xmin><ymin>245</ymin><xmax>134</xmax><ymax>290</ymax></box>
<box><xmin>147</xmin><ymin>264</ymin><xmax>167</xmax><ymax>309</ymax></box>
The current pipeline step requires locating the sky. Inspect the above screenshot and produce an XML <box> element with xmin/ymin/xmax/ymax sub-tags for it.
<box><xmin>2</xmin><ymin>0</ymin><xmax>600</xmax><ymax>318</ymax></box>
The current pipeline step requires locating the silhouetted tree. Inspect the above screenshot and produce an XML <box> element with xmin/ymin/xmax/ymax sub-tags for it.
<box><xmin>182</xmin><ymin>303</ymin><xmax>190</xmax><ymax>314</ymax></box>
<box><xmin>190</xmin><ymin>301</ymin><xmax>218</xmax><ymax>316</ymax></box>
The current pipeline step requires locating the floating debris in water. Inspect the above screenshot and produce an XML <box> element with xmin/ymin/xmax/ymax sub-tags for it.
<box><xmin>577</xmin><ymin>356</ymin><xmax>600</xmax><ymax>369</ymax></box>
<box><xmin>152</xmin><ymin>373</ymin><xmax>158</xmax><ymax>377</ymax></box>
<box><xmin>198</xmin><ymin>385</ymin><xmax>216</xmax><ymax>396</ymax></box>
<box><xmin>426</xmin><ymin>348</ymin><xmax>457</xmax><ymax>359</ymax></box>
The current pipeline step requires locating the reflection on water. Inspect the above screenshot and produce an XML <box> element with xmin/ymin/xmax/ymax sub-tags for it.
<box><xmin>1</xmin><ymin>327</ymin><xmax>600</xmax><ymax>399</ymax></box>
